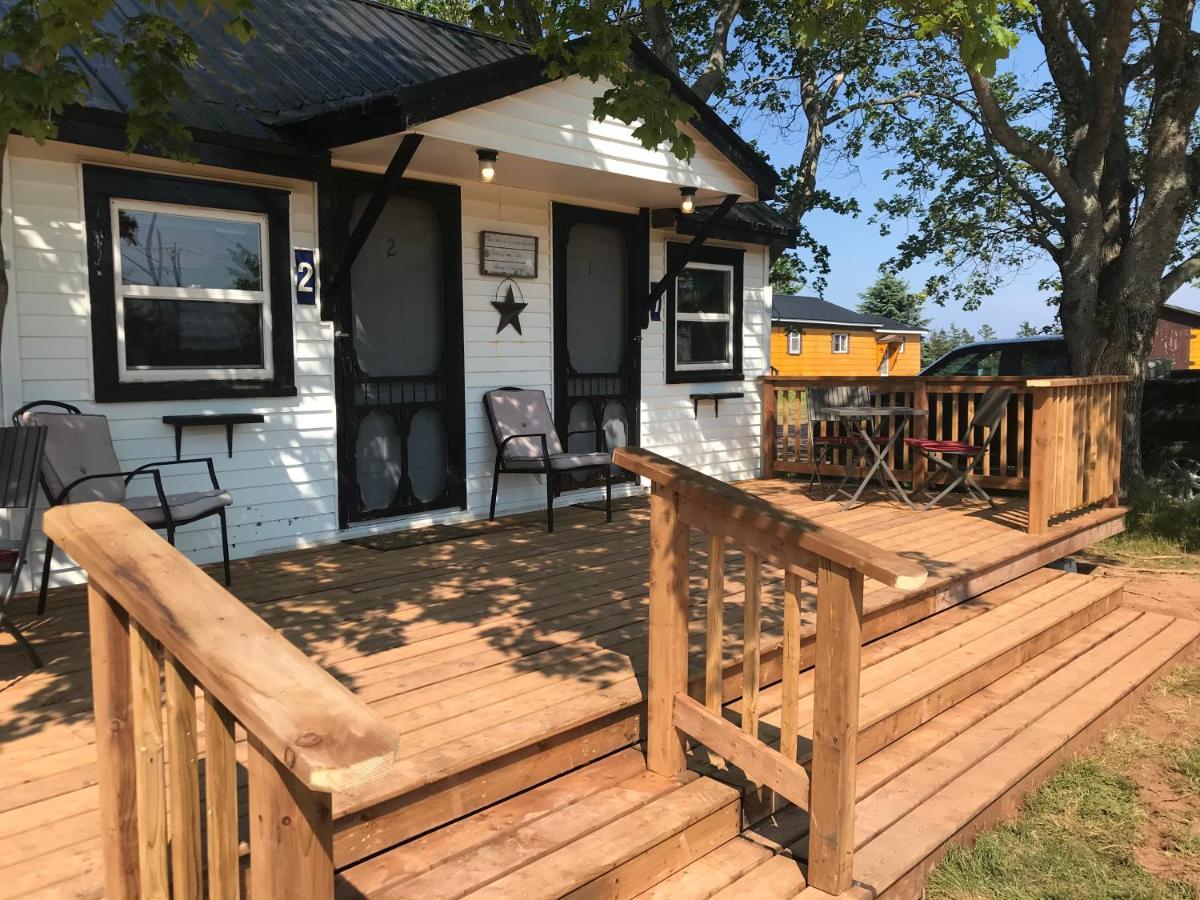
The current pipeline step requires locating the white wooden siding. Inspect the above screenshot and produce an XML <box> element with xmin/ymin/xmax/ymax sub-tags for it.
<box><xmin>416</xmin><ymin>75</ymin><xmax>754</xmax><ymax>197</ymax></box>
<box><xmin>3</xmin><ymin>135</ymin><xmax>768</xmax><ymax>589</ymax></box>
<box><xmin>3</xmin><ymin>141</ymin><xmax>339</xmax><ymax>588</ymax></box>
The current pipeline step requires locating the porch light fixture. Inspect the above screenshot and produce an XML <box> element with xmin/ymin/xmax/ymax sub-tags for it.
<box><xmin>679</xmin><ymin>187</ymin><xmax>697</xmax><ymax>214</ymax></box>
<box><xmin>477</xmin><ymin>149</ymin><xmax>498</xmax><ymax>183</ymax></box>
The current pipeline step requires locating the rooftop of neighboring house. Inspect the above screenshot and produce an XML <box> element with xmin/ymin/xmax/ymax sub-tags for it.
<box><xmin>771</xmin><ymin>293</ymin><xmax>927</xmax><ymax>335</ymax></box>
<box><xmin>1160</xmin><ymin>303</ymin><xmax>1200</xmax><ymax>329</ymax></box>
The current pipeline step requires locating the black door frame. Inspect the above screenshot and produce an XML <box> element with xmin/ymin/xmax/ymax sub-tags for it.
<box><xmin>551</xmin><ymin>203</ymin><xmax>648</xmax><ymax>488</ymax></box>
<box><xmin>322</xmin><ymin>170</ymin><xmax>467</xmax><ymax>527</ymax></box>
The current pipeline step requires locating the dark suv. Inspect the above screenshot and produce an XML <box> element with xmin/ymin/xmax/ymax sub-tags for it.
<box><xmin>923</xmin><ymin>336</ymin><xmax>1200</xmax><ymax>499</ymax></box>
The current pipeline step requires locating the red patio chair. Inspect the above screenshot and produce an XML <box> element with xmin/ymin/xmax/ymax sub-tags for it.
<box><xmin>904</xmin><ymin>386</ymin><xmax>1014</xmax><ymax>509</ymax></box>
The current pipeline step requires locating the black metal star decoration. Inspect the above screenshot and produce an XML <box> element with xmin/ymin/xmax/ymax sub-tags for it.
<box><xmin>492</xmin><ymin>284</ymin><xmax>528</xmax><ymax>335</ymax></box>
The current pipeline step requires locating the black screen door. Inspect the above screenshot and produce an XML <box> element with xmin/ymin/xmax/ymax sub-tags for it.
<box><xmin>327</xmin><ymin>174</ymin><xmax>465</xmax><ymax>526</ymax></box>
<box><xmin>552</xmin><ymin>204</ymin><xmax>646</xmax><ymax>489</ymax></box>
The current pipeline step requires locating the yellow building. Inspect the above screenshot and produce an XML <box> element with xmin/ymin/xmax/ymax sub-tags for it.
<box><xmin>770</xmin><ymin>294</ymin><xmax>926</xmax><ymax>377</ymax></box>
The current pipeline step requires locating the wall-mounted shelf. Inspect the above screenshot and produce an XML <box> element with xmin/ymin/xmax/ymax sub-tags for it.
<box><xmin>162</xmin><ymin>413</ymin><xmax>265</xmax><ymax>460</ymax></box>
<box><xmin>688</xmin><ymin>391</ymin><xmax>743</xmax><ymax>418</ymax></box>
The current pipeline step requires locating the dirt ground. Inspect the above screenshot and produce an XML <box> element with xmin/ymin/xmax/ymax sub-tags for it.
<box><xmin>1085</xmin><ymin>559</ymin><xmax>1200</xmax><ymax>892</ymax></box>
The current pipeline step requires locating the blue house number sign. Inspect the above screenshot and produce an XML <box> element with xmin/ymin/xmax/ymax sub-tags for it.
<box><xmin>294</xmin><ymin>248</ymin><xmax>318</xmax><ymax>305</ymax></box>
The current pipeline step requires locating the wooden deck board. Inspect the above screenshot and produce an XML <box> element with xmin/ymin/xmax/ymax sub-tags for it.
<box><xmin>0</xmin><ymin>483</ymin><xmax>1123</xmax><ymax>898</ymax></box>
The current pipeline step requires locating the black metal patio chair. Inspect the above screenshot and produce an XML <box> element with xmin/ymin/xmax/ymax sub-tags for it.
<box><xmin>483</xmin><ymin>387</ymin><xmax>612</xmax><ymax>533</ymax></box>
<box><xmin>0</xmin><ymin>425</ymin><xmax>48</xmax><ymax>667</ymax></box>
<box><xmin>805</xmin><ymin>385</ymin><xmax>871</xmax><ymax>497</ymax></box>
<box><xmin>904</xmin><ymin>385</ymin><xmax>1014</xmax><ymax>509</ymax></box>
<box><xmin>13</xmin><ymin>401</ymin><xmax>233</xmax><ymax>614</ymax></box>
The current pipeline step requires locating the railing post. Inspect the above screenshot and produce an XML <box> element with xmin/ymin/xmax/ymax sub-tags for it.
<box><xmin>911</xmin><ymin>379</ymin><xmax>929</xmax><ymax>491</ymax></box>
<box><xmin>87</xmin><ymin>584</ymin><xmax>141</xmax><ymax>900</ymax></box>
<box><xmin>809</xmin><ymin>558</ymin><xmax>865</xmax><ymax>895</ymax></box>
<box><xmin>762</xmin><ymin>379</ymin><xmax>777</xmax><ymax>478</ymax></box>
<box><xmin>1027</xmin><ymin>387</ymin><xmax>1053</xmax><ymax>534</ymax></box>
<box><xmin>249</xmin><ymin>735</ymin><xmax>335</xmax><ymax>900</ymax></box>
<box><xmin>647</xmin><ymin>483</ymin><xmax>691</xmax><ymax>777</ymax></box>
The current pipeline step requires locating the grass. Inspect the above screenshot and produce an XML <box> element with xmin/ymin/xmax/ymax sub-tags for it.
<box><xmin>1084</xmin><ymin>483</ymin><xmax>1200</xmax><ymax>570</ymax></box>
<box><xmin>925</xmin><ymin>665</ymin><xmax>1200</xmax><ymax>900</ymax></box>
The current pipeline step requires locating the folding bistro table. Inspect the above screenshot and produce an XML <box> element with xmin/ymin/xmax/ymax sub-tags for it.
<box><xmin>824</xmin><ymin>405</ymin><xmax>928</xmax><ymax>509</ymax></box>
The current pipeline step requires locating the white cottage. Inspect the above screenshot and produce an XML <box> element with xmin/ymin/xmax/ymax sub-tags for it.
<box><xmin>1</xmin><ymin>0</ymin><xmax>797</xmax><ymax>588</ymax></box>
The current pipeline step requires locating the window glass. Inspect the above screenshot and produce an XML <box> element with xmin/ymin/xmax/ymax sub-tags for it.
<box><xmin>1020</xmin><ymin>344</ymin><xmax>1070</xmax><ymax>376</ymax></box>
<box><xmin>674</xmin><ymin>263</ymin><xmax>733</xmax><ymax>370</ymax></box>
<box><xmin>124</xmin><ymin>298</ymin><xmax>264</xmax><ymax>368</ymax></box>
<box><xmin>938</xmin><ymin>348</ymin><xmax>1002</xmax><ymax>376</ymax></box>
<box><xmin>832</xmin><ymin>333</ymin><xmax>849</xmax><ymax>353</ymax></box>
<box><xmin>112</xmin><ymin>200</ymin><xmax>272</xmax><ymax>383</ymax></box>
<box><xmin>118</xmin><ymin>209</ymin><xmax>263</xmax><ymax>290</ymax></box>
<box><xmin>677</xmin><ymin>322</ymin><xmax>730</xmax><ymax>365</ymax></box>
<box><xmin>787</xmin><ymin>330</ymin><xmax>802</xmax><ymax>355</ymax></box>
<box><xmin>676</xmin><ymin>268</ymin><xmax>730</xmax><ymax>315</ymax></box>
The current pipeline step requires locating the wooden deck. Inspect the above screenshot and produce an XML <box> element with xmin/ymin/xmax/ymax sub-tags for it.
<box><xmin>0</xmin><ymin>480</ymin><xmax>1126</xmax><ymax>898</ymax></box>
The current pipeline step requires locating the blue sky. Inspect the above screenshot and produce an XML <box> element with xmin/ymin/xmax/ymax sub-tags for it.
<box><xmin>729</xmin><ymin>41</ymin><xmax>1200</xmax><ymax>337</ymax></box>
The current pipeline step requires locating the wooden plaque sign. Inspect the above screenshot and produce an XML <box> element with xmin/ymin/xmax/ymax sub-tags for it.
<box><xmin>481</xmin><ymin>231</ymin><xmax>538</xmax><ymax>278</ymax></box>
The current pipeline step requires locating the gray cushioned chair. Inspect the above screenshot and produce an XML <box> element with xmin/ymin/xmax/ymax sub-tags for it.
<box><xmin>13</xmin><ymin>401</ymin><xmax>232</xmax><ymax>613</ymax></box>
<box><xmin>484</xmin><ymin>387</ymin><xmax>612</xmax><ymax>532</ymax></box>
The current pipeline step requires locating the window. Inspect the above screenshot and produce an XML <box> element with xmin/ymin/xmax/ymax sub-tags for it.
<box><xmin>665</xmin><ymin>244</ymin><xmax>743</xmax><ymax>383</ymax></box>
<box><xmin>937</xmin><ymin>347</ymin><xmax>1003</xmax><ymax>376</ymax></box>
<box><xmin>898</xmin><ymin>339</ymin><xmax>906</xmax><ymax>353</ymax></box>
<box><xmin>879</xmin><ymin>352</ymin><xmax>890</xmax><ymax>376</ymax></box>
<box><xmin>787</xmin><ymin>329</ymin><xmax>802</xmax><ymax>355</ymax></box>
<box><xmin>832</xmin><ymin>333</ymin><xmax>850</xmax><ymax>354</ymax></box>
<box><xmin>84</xmin><ymin>166</ymin><xmax>295</xmax><ymax>402</ymax></box>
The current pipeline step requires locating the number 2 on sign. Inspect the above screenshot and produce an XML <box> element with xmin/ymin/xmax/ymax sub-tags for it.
<box><xmin>297</xmin><ymin>261</ymin><xmax>315</xmax><ymax>291</ymax></box>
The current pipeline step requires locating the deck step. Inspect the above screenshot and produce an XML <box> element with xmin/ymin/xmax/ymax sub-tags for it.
<box><xmin>730</xmin><ymin>569</ymin><xmax>1124</xmax><ymax>767</ymax></box>
<box><xmin>641</xmin><ymin>605</ymin><xmax>1200</xmax><ymax>899</ymax></box>
<box><xmin>336</xmin><ymin>749</ymin><xmax>741</xmax><ymax>900</ymax></box>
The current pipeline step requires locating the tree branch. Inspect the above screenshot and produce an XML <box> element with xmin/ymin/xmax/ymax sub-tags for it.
<box><xmin>965</xmin><ymin>69</ymin><xmax>1088</xmax><ymax>215</ymax></box>
<box><xmin>824</xmin><ymin>90</ymin><xmax>923</xmax><ymax>124</ymax></box>
<box><xmin>690</xmin><ymin>0</ymin><xmax>742</xmax><ymax>101</ymax></box>
<box><xmin>1161</xmin><ymin>252</ymin><xmax>1200</xmax><ymax>297</ymax></box>
<box><xmin>642</xmin><ymin>2</ymin><xmax>678</xmax><ymax>73</ymax></box>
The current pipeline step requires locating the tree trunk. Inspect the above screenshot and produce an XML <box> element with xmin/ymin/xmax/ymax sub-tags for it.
<box><xmin>1061</xmin><ymin>264</ymin><xmax>1163</xmax><ymax>489</ymax></box>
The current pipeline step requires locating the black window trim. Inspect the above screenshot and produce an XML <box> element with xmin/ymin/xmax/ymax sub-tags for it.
<box><xmin>83</xmin><ymin>164</ymin><xmax>297</xmax><ymax>402</ymax></box>
<box><xmin>664</xmin><ymin>243</ymin><xmax>744</xmax><ymax>384</ymax></box>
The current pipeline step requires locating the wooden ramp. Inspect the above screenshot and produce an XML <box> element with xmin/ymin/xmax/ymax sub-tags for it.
<box><xmin>334</xmin><ymin>569</ymin><xmax>1199</xmax><ymax>899</ymax></box>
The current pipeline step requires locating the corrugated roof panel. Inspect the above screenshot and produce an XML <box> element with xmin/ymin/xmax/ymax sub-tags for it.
<box><xmin>10</xmin><ymin>0</ymin><xmax>526</xmax><ymax>141</ymax></box>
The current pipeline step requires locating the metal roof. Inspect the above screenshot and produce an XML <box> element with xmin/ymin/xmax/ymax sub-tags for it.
<box><xmin>20</xmin><ymin>0</ymin><xmax>779</xmax><ymax>197</ymax></box>
<box><xmin>43</xmin><ymin>0</ymin><xmax>526</xmax><ymax>142</ymax></box>
<box><xmin>771</xmin><ymin>293</ymin><xmax>926</xmax><ymax>334</ymax></box>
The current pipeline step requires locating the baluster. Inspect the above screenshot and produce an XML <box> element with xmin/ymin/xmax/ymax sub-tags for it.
<box><xmin>164</xmin><ymin>654</ymin><xmax>202</xmax><ymax>900</ymax></box>
<box><xmin>741</xmin><ymin>551</ymin><xmax>762</xmax><ymax>739</ymax></box>
<box><xmin>88</xmin><ymin>585</ymin><xmax>140</xmax><ymax>899</ymax></box>
<box><xmin>129</xmin><ymin>621</ymin><xmax>169</xmax><ymax>897</ymax></box>
<box><xmin>204</xmin><ymin>693</ymin><xmax>240</xmax><ymax>900</ymax></box>
<box><xmin>705</xmin><ymin>534</ymin><xmax>726</xmax><ymax>714</ymax></box>
<box><xmin>780</xmin><ymin>570</ymin><xmax>803</xmax><ymax>762</ymax></box>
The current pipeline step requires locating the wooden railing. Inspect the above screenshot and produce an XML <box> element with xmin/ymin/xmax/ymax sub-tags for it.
<box><xmin>614</xmin><ymin>447</ymin><xmax>927</xmax><ymax>894</ymax></box>
<box><xmin>44</xmin><ymin>503</ymin><xmax>398</xmax><ymax>900</ymax></box>
<box><xmin>761</xmin><ymin>375</ymin><xmax>1127</xmax><ymax>533</ymax></box>
<box><xmin>1026</xmin><ymin>377</ymin><xmax>1126</xmax><ymax>534</ymax></box>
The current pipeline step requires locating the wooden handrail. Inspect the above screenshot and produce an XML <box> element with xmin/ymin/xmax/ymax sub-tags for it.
<box><xmin>614</xmin><ymin>447</ymin><xmax>927</xmax><ymax>590</ymax></box>
<box><xmin>45</xmin><ymin>503</ymin><xmax>398</xmax><ymax>792</ymax></box>
<box><xmin>620</xmin><ymin>448</ymin><xmax>928</xmax><ymax>894</ymax></box>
